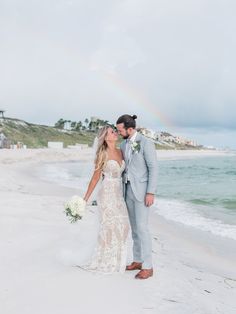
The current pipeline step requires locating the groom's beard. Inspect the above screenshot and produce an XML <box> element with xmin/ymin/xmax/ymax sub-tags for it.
<box><xmin>122</xmin><ymin>130</ymin><xmax>130</xmax><ymax>139</ymax></box>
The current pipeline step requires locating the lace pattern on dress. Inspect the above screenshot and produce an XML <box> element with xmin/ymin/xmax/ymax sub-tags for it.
<box><xmin>82</xmin><ymin>160</ymin><xmax>130</xmax><ymax>274</ymax></box>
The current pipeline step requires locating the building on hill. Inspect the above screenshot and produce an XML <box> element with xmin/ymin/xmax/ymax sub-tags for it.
<box><xmin>138</xmin><ymin>127</ymin><xmax>158</xmax><ymax>140</ymax></box>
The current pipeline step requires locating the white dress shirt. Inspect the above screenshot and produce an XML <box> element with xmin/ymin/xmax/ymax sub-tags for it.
<box><xmin>125</xmin><ymin>131</ymin><xmax>138</xmax><ymax>181</ymax></box>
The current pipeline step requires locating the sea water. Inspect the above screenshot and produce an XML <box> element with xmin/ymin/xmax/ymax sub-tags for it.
<box><xmin>155</xmin><ymin>155</ymin><xmax>236</xmax><ymax>240</ymax></box>
<box><xmin>40</xmin><ymin>154</ymin><xmax>236</xmax><ymax>240</ymax></box>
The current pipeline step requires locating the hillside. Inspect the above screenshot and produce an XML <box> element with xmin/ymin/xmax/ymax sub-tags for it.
<box><xmin>0</xmin><ymin>117</ymin><xmax>96</xmax><ymax>148</ymax></box>
<box><xmin>0</xmin><ymin>117</ymin><xmax>205</xmax><ymax>150</ymax></box>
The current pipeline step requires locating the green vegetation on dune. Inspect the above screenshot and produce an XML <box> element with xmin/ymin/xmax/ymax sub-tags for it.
<box><xmin>0</xmin><ymin>117</ymin><xmax>205</xmax><ymax>150</ymax></box>
<box><xmin>155</xmin><ymin>143</ymin><xmax>203</xmax><ymax>150</ymax></box>
<box><xmin>0</xmin><ymin>118</ymin><xmax>96</xmax><ymax>148</ymax></box>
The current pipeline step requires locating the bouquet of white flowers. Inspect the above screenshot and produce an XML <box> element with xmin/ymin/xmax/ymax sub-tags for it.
<box><xmin>64</xmin><ymin>195</ymin><xmax>87</xmax><ymax>223</ymax></box>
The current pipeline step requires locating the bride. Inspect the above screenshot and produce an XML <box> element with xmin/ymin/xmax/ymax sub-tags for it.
<box><xmin>80</xmin><ymin>125</ymin><xmax>130</xmax><ymax>273</ymax></box>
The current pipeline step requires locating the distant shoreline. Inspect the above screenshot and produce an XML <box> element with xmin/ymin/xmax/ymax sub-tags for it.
<box><xmin>0</xmin><ymin>147</ymin><xmax>234</xmax><ymax>165</ymax></box>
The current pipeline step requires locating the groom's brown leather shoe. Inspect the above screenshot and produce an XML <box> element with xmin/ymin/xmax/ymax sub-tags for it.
<box><xmin>126</xmin><ymin>262</ymin><xmax>142</xmax><ymax>271</ymax></box>
<box><xmin>135</xmin><ymin>268</ymin><xmax>153</xmax><ymax>279</ymax></box>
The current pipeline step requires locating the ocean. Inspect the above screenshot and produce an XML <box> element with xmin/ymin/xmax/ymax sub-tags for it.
<box><xmin>39</xmin><ymin>154</ymin><xmax>236</xmax><ymax>241</ymax></box>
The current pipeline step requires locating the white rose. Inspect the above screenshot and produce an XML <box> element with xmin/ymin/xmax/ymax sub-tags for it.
<box><xmin>64</xmin><ymin>195</ymin><xmax>87</xmax><ymax>222</ymax></box>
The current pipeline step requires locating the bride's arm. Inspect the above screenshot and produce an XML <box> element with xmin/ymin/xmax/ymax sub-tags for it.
<box><xmin>83</xmin><ymin>168</ymin><xmax>102</xmax><ymax>202</ymax></box>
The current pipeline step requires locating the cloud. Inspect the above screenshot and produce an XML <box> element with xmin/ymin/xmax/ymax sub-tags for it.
<box><xmin>0</xmin><ymin>0</ymin><xmax>235</xmax><ymax>135</ymax></box>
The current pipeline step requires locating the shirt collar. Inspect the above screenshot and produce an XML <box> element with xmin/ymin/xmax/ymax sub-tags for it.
<box><xmin>129</xmin><ymin>130</ymin><xmax>137</xmax><ymax>142</ymax></box>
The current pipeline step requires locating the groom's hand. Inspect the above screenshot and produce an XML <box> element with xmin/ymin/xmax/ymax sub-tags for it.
<box><xmin>145</xmin><ymin>193</ymin><xmax>154</xmax><ymax>207</ymax></box>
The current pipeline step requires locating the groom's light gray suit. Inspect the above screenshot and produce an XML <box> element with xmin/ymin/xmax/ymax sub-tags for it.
<box><xmin>120</xmin><ymin>131</ymin><xmax>158</xmax><ymax>269</ymax></box>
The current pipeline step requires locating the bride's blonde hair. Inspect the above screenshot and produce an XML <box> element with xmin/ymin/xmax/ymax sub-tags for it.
<box><xmin>94</xmin><ymin>125</ymin><xmax>111</xmax><ymax>171</ymax></box>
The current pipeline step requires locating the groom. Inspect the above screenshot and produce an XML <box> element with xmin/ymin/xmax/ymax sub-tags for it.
<box><xmin>116</xmin><ymin>114</ymin><xmax>158</xmax><ymax>280</ymax></box>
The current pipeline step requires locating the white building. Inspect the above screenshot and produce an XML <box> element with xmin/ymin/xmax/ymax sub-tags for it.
<box><xmin>48</xmin><ymin>141</ymin><xmax>64</xmax><ymax>149</ymax></box>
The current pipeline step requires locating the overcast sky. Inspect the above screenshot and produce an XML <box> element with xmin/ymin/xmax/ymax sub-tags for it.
<box><xmin>1</xmin><ymin>0</ymin><xmax>236</xmax><ymax>148</ymax></box>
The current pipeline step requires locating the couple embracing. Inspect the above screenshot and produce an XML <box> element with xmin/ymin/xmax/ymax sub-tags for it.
<box><xmin>82</xmin><ymin>114</ymin><xmax>158</xmax><ymax>280</ymax></box>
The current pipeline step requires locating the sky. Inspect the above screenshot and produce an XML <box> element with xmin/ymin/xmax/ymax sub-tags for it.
<box><xmin>1</xmin><ymin>0</ymin><xmax>236</xmax><ymax>149</ymax></box>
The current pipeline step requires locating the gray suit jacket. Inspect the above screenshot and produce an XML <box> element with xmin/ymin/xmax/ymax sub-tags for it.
<box><xmin>120</xmin><ymin>132</ymin><xmax>158</xmax><ymax>202</ymax></box>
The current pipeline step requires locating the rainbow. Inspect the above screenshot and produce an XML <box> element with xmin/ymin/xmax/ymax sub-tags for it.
<box><xmin>101</xmin><ymin>70</ymin><xmax>173</xmax><ymax>128</ymax></box>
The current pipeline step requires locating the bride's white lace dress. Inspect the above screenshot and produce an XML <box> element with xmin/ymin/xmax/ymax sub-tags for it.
<box><xmin>81</xmin><ymin>159</ymin><xmax>130</xmax><ymax>274</ymax></box>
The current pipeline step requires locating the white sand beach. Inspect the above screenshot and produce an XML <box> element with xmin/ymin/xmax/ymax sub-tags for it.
<box><xmin>0</xmin><ymin>148</ymin><xmax>235</xmax><ymax>314</ymax></box>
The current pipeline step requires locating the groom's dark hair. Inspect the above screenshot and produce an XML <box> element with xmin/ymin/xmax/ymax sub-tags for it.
<box><xmin>116</xmin><ymin>114</ymin><xmax>137</xmax><ymax>129</ymax></box>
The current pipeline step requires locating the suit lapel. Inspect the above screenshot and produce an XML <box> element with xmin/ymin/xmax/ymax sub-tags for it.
<box><xmin>128</xmin><ymin>132</ymin><xmax>142</xmax><ymax>165</ymax></box>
